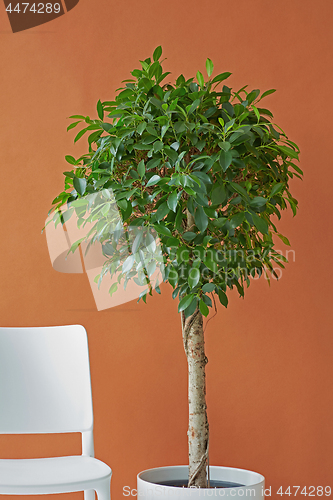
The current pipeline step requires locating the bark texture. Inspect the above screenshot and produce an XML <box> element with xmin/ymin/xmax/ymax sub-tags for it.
<box><xmin>182</xmin><ymin>309</ymin><xmax>209</xmax><ymax>488</ymax></box>
<box><xmin>181</xmin><ymin>208</ymin><xmax>209</xmax><ymax>487</ymax></box>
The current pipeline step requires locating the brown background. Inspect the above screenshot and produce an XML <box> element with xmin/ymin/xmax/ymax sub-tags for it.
<box><xmin>0</xmin><ymin>0</ymin><xmax>332</xmax><ymax>498</ymax></box>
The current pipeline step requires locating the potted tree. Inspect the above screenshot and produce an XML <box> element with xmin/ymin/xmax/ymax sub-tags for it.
<box><xmin>48</xmin><ymin>46</ymin><xmax>302</xmax><ymax>497</ymax></box>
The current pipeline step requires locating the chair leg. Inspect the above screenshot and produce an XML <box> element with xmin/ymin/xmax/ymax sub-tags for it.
<box><xmin>96</xmin><ymin>477</ymin><xmax>111</xmax><ymax>500</ymax></box>
<box><xmin>84</xmin><ymin>490</ymin><xmax>96</xmax><ymax>500</ymax></box>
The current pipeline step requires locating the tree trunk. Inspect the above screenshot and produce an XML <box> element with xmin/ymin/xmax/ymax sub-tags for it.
<box><xmin>182</xmin><ymin>309</ymin><xmax>209</xmax><ymax>488</ymax></box>
<box><xmin>181</xmin><ymin>208</ymin><xmax>209</xmax><ymax>488</ymax></box>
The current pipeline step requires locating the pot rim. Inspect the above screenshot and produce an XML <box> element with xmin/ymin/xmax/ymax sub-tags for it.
<box><xmin>137</xmin><ymin>465</ymin><xmax>265</xmax><ymax>489</ymax></box>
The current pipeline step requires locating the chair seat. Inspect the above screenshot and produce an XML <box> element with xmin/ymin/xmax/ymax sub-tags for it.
<box><xmin>0</xmin><ymin>455</ymin><xmax>112</xmax><ymax>494</ymax></box>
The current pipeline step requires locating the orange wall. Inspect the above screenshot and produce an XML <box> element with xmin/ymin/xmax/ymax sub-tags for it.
<box><xmin>0</xmin><ymin>0</ymin><xmax>332</xmax><ymax>498</ymax></box>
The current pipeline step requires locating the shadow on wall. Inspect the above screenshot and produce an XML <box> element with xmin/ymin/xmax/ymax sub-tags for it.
<box><xmin>3</xmin><ymin>0</ymin><xmax>80</xmax><ymax>33</ymax></box>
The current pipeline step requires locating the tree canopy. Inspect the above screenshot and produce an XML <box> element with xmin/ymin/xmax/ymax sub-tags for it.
<box><xmin>51</xmin><ymin>46</ymin><xmax>302</xmax><ymax>318</ymax></box>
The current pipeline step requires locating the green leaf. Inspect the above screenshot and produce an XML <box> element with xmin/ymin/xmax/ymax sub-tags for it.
<box><xmin>204</xmin><ymin>258</ymin><xmax>218</xmax><ymax>273</ymax></box>
<box><xmin>252</xmin><ymin>213</ymin><xmax>268</xmax><ymax>234</ymax></box>
<box><xmin>146</xmin><ymin>175</ymin><xmax>161</xmax><ymax>187</ymax></box>
<box><xmin>211</xmin><ymin>72</ymin><xmax>232</xmax><ymax>84</ymax></box>
<box><xmin>229</xmin><ymin>182</ymin><xmax>248</xmax><ymax>199</ymax></box>
<box><xmin>149</xmin><ymin>61</ymin><xmax>162</xmax><ymax>79</ymax></box>
<box><xmin>183</xmin><ymin>232</ymin><xmax>196</xmax><ymax>241</ymax></box>
<box><xmin>109</xmin><ymin>282</ymin><xmax>118</xmax><ymax>297</ymax></box>
<box><xmin>224</xmin><ymin>119</ymin><xmax>235</xmax><ymax>133</ymax></box>
<box><xmin>211</xmin><ymin>185</ymin><xmax>227</xmax><ymax>206</ymax></box>
<box><xmin>97</xmin><ymin>100</ymin><xmax>104</xmax><ymax>120</ymax></box>
<box><xmin>138</xmin><ymin>160</ymin><xmax>145</xmax><ymax>178</ymax></box>
<box><xmin>147</xmin><ymin>158</ymin><xmax>161</xmax><ymax>170</ymax></box>
<box><xmin>219</xmin><ymin>141</ymin><xmax>231</xmax><ymax>151</ymax></box>
<box><xmin>195</xmin><ymin>206</ymin><xmax>209</xmax><ymax>232</ymax></box>
<box><xmin>117</xmin><ymin>199</ymin><xmax>127</xmax><ymax>210</ymax></box>
<box><xmin>161</xmin><ymin>124</ymin><xmax>169</xmax><ymax>138</ymax></box>
<box><xmin>196</xmin><ymin>71</ymin><xmax>204</xmax><ymax>88</ymax></box>
<box><xmin>136</xmin><ymin>122</ymin><xmax>146</xmax><ymax>135</ymax></box>
<box><xmin>176</xmin><ymin>74</ymin><xmax>186</xmax><ymax>86</ymax></box>
<box><xmin>132</xmin><ymin>232</ymin><xmax>143</xmax><ymax>253</ymax></box>
<box><xmin>143</xmin><ymin>134</ymin><xmax>158</xmax><ymax>144</ymax></box>
<box><xmin>189</xmin><ymin>98</ymin><xmax>201</xmax><ymax>114</ymax></box>
<box><xmin>63</xmin><ymin>171</ymin><xmax>75</xmax><ymax>178</ymax></box>
<box><xmin>196</xmin><ymin>139</ymin><xmax>206</xmax><ymax>151</ymax></box>
<box><xmin>67</xmin><ymin>121</ymin><xmax>80</xmax><ymax>131</ymax></box>
<box><xmin>250</xmin><ymin>196</ymin><xmax>267</xmax><ymax>208</ymax></box>
<box><xmin>219</xmin><ymin>150</ymin><xmax>232</xmax><ymax>171</ymax></box>
<box><xmin>122</xmin><ymin>255</ymin><xmax>134</xmax><ymax>273</ymax></box>
<box><xmin>121</xmin><ymin>200</ymin><xmax>132</xmax><ymax>220</ymax></box>
<box><xmin>256</xmin><ymin>107</ymin><xmax>273</xmax><ymax>118</ymax></box>
<box><xmin>153</xmin><ymin>140</ymin><xmax>164</xmax><ymax>152</ymax></box>
<box><xmin>252</xmin><ymin>104</ymin><xmax>260</xmax><ymax>122</ymax></box>
<box><xmin>174</xmin><ymin>121</ymin><xmax>186</xmax><ymax>133</ymax></box>
<box><xmin>230</xmin><ymin>212</ymin><xmax>245</xmax><ymax>229</ymax></box>
<box><xmin>165</xmin><ymin>147</ymin><xmax>178</xmax><ymax>164</ymax></box>
<box><xmin>218</xmin><ymin>289</ymin><xmax>228</xmax><ymax>307</ymax></box>
<box><xmin>278</xmin><ymin>145</ymin><xmax>299</xmax><ymax>160</ymax></box>
<box><xmin>157</xmin><ymin>71</ymin><xmax>171</xmax><ymax>84</ymax></box>
<box><xmin>65</xmin><ymin>155</ymin><xmax>76</xmax><ymax>165</ymax></box>
<box><xmin>184</xmin><ymin>186</ymin><xmax>196</xmax><ymax>196</ymax></box>
<box><xmin>188</xmin><ymin>268</ymin><xmax>200</xmax><ymax>289</ymax></box>
<box><xmin>199</xmin><ymin>299</ymin><xmax>209</xmax><ymax>317</ymax></box>
<box><xmin>270</xmin><ymin>183</ymin><xmax>284</xmax><ymax>197</ymax></box>
<box><xmin>88</xmin><ymin>130</ymin><xmax>103</xmax><ymax>145</ymax></box>
<box><xmin>150</xmin><ymin>96</ymin><xmax>162</xmax><ymax>109</ymax></box>
<box><xmin>154</xmin><ymin>223</ymin><xmax>172</xmax><ymax>237</ymax></box>
<box><xmin>118</xmin><ymin>88</ymin><xmax>134</xmax><ymax>99</ymax></box>
<box><xmin>177</xmin><ymin>245</ymin><xmax>189</xmax><ymax>263</ymax></box>
<box><xmin>202</xmin><ymin>283</ymin><xmax>215</xmax><ymax>293</ymax></box>
<box><xmin>178</xmin><ymin>294</ymin><xmax>195</xmax><ymax>313</ymax></box>
<box><xmin>168</xmin><ymin>267</ymin><xmax>178</xmax><ymax>288</ymax></box>
<box><xmin>213</xmin><ymin>217</ymin><xmax>227</xmax><ymax>228</ymax></box>
<box><xmin>175</xmin><ymin>206</ymin><xmax>183</xmax><ymax>231</ymax></box>
<box><xmin>69</xmin><ymin>237</ymin><xmax>84</xmax><ymax>253</ymax></box>
<box><xmin>74</xmin><ymin>127</ymin><xmax>88</xmax><ymax>143</ymax></box>
<box><xmin>202</xmin><ymin>294</ymin><xmax>212</xmax><ymax>307</ymax></box>
<box><xmin>166</xmin><ymin>237</ymin><xmax>180</xmax><ymax>247</ymax></box>
<box><xmin>204</xmin><ymin>107</ymin><xmax>217</xmax><ymax>118</ymax></box>
<box><xmin>184</xmin><ymin>297</ymin><xmax>198</xmax><ymax>317</ymax></box>
<box><xmin>155</xmin><ymin>202</ymin><xmax>170</xmax><ymax>221</ymax></box>
<box><xmin>73</xmin><ymin>177</ymin><xmax>87</xmax><ymax>196</ymax></box>
<box><xmin>191</xmin><ymin>171</ymin><xmax>211</xmax><ymax>185</ymax></box>
<box><xmin>153</xmin><ymin>46</ymin><xmax>162</xmax><ymax>61</ymax></box>
<box><xmin>277</xmin><ymin>233</ymin><xmax>291</xmax><ymax>246</ymax></box>
<box><xmin>269</xmin><ymin>124</ymin><xmax>280</xmax><ymax>140</ymax></box>
<box><xmin>204</xmin><ymin>207</ymin><xmax>217</xmax><ymax>218</ymax></box>
<box><xmin>206</xmin><ymin>58</ymin><xmax>214</xmax><ymax>78</ymax></box>
<box><xmin>99</xmin><ymin>161</ymin><xmax>111</xmax><ymax>170</ymax></box>
<box><xmin>167</xmin><ymin>191</ymin><xmax>178</xmax><ymax>212</ymax></box>
<box><xmin>247</xmin><ymin>89</ymin><xmax>260</xmax><ymax>104</ymax></box>
<box><xmin>259</xmin><ymin>89</ymin><xmax>276</xmax><ymax>100</ymax></box>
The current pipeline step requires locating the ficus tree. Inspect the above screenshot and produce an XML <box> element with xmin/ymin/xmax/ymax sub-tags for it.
<box><xmin>49</xmin><ymin>46</ymin><xmax>302</xmax><ymax>488</ymax></box>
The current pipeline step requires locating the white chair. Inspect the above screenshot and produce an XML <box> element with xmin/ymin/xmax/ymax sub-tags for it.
<box><xmin>0</xmin><ymin>325</ymin><xmax>111</xmax><ymax>499</ymax></box>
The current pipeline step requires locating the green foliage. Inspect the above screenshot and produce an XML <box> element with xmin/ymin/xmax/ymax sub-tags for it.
<box><xmin>51</xmin><ymin>47</ymin><xmax>302</xmax><ymax>317</ymax></box>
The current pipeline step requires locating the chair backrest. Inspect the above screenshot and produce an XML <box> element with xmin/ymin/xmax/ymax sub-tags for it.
<box><xmin>0</xmin><ymin>325</ymin><xmax>93</xmax><ymax>435</ymax></box>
